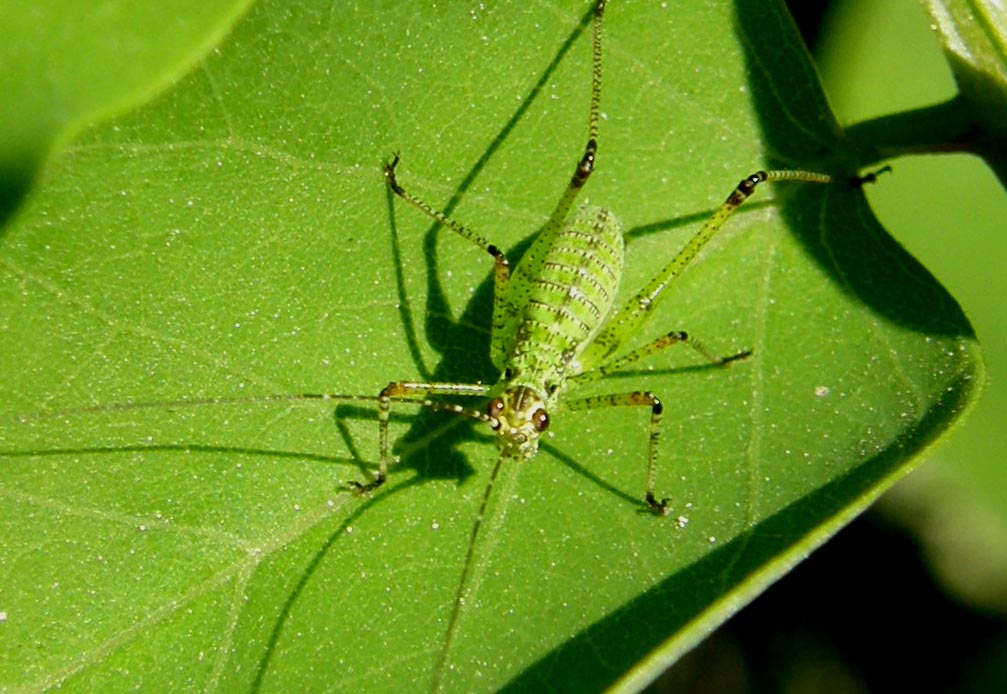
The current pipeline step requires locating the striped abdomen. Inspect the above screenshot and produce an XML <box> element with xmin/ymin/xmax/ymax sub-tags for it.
<box><xmin>494</xmin><ymin>204</ymin><xmax>623</xmax><ymax>403</ymax></box>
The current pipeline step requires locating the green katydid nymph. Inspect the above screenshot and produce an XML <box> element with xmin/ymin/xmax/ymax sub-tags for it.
<box><xmin>347</xmin><ymin>0</ymin><xmax>881</xmax><ymax>515</ymax></box>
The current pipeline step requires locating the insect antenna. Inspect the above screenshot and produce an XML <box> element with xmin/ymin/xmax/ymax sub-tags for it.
<box><xmin>11</xmin><ymin>392</ymin><xmax>384</xmax><ymax>424</ymax></box>
<box><xmin>432</xmin><ymin>449</ymin><xmax>508</xmax><ymax>691</ymax></box>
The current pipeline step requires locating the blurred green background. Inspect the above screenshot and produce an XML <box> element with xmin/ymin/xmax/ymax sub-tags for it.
<box><xmin>661</xmin><ymin>1</ymin><xmax>1007</xmax><ymax>691</ymax></box>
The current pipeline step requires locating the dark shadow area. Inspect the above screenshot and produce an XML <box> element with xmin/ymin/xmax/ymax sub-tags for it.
<box><xmin>0</xmin><ymin>160</ymin><xmax>33</xmax><ymax>231</ymax></box>
<box><xmin>660</xmin><ymin>508</ymin><xmax>1007</xmax><ymax>693</ymax></box>
<box><xmin>782</xmin><ymin>0</ymin><xmax>832</xmax><ymax>49</ymax></box>
<box><xmin>732</xmin><ymin>0</ymin><xmax>975</xmax><ymax>339</ymax></box>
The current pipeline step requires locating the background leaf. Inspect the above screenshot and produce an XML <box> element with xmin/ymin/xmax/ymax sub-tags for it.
<box><xmin>0</xmin><ymin>1</ymin><xmax>981</xmax><ymax>691</ymax></box>
<box><xmin>818</xmin><ymin>0</ymin><xmax>1007</xmax><ymax>613</ymax></box>
<box><xmin>921</xmin><ymin>0</ymin><xmax>1007</xmax><ymax>184</ymax></box>
<box><xmin>0</xmin><ymin>0</ymin><xmax>253</xmax><ymax>223</ymax></box>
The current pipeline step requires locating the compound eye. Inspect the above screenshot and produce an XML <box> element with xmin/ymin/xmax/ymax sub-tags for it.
<box><xmin>487</xmin><ymin>398</ymin><xmax>505</xmax><ymax>429</ymax></box>
<box><xmin>532</xmin><ymin>408</ymin><xmax>550</xmax><ymax>432</ymax></box>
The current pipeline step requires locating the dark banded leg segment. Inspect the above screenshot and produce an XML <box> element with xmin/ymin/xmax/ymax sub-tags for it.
<box><xmin>564</xmin><ymin>390</ymin><xmax>669</xmax><ymax>515</ymax></box>
<box><xmin>571</xmin><ymin>330</ymin><xmax>751</xmax><ymax>387</ymax></box>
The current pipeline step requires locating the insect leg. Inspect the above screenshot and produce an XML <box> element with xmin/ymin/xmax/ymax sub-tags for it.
<box><xmin>514</xmin><ymin>0</ymin><xmax>607</xmax><ymax>287</ymax></box>
<box><xmin>579</xmin><ymin>169</ymin><xmax>881</xmax><ymax>368</ymax></box>
<box><xmin>570</xmin><ymin>330</ymin><xmax>750</xmax><ymax>387</ymax></box>
<box><xmin>538</xmin><ymin>0</ymin><xmax>606</xmax><ymax>232</ymax></box>
<box><xmin>348</xmin><ymin>380</ymin><xmax>493</xmax><ymax>493</ymax></box>
<box><xmin>383</xmin><ymin>154</ymin><xmax>512</xmax><ymax>364</ymax></box>
<box><xmin>563</xmin><ymin>390</ymin><xmax>670</xmax><ymax>515</ymax></box>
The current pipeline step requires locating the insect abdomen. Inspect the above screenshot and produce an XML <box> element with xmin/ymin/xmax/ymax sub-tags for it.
<box><xmin>501</xmin><ymin>204</ymin><xmax>624</xmax><ymax>392</ymax></box>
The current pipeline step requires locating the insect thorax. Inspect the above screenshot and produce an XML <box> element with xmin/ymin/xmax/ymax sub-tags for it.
<box><xmin>493</xmin><ymin>203</ymin><xmax>624</xmax><ymax>405</ymax></box>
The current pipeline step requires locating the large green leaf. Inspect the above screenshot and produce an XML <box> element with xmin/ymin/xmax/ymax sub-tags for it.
<box><xmin>0</xmin><ymin>0</ymin><xmax>252</xmax><ymax>222</ymax></box>
<box><xmin>0</xmin><ymin>1</ymin><xmax>980</xmax><ymax>691</ymax></box>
